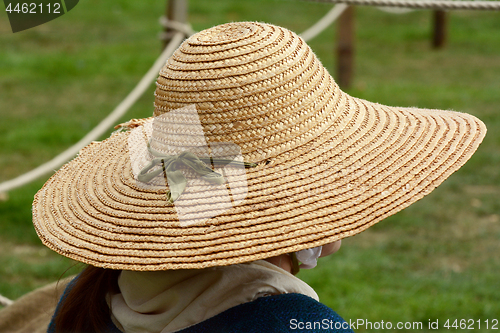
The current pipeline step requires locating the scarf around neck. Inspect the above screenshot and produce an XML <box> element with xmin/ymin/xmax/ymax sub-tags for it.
<box><xmin>108</xmin><ymin>260</ymin><xmax>319</xmax><ymax>333</ymax></box>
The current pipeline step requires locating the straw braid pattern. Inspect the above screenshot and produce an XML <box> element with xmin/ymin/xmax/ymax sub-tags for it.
<box><xmin>32</xmin><ymin>22</ymin><xmax>486</xmax><ymax>270</ymax></box>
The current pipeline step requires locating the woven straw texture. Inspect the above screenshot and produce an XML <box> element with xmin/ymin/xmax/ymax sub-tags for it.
<box><xmin>32</xmin><ymin>22</ymin><xmax>486</xmax><ymax>270</ymax></box>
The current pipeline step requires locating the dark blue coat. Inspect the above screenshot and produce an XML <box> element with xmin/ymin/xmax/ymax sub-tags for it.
<box><xmin>49</xmin><ymin>278</ymin><xmax>355</xmax><ymax>333</ymax></box>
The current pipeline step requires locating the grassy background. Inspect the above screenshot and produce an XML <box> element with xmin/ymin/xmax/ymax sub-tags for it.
<box><xmin>1</xmin><ymin>1</ymin><xmax>499</xmax><ymax>331</ymax></box>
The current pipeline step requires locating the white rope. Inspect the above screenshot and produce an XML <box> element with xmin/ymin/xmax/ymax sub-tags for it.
<box><xmin>299</xmin><ymin>4</ymin><xmax>349</xmax><ymax>41</ymax></box>
<box><xmin>0</xmin><ymin>32</ymin><xmax>185</xmax><ymax>194</ymax></box>
<box><xmin>0</xmin><ymin>294</ymin><xmax>13</xmax><ymax>307</ymax></box>
<box><xmin>8</xmin><ymin>0</ymin><xmax>470</xmax><ymax>194</ymax></box>
<box><xmin>1</xmin><ymin>5</ymin><xmax>353</xmax><ymax>194</ymax></box>
<box><xmin>159</xmin><ymin>16</ymin><xmax>195</xmax><ymax>37</ymax></box>
<box><xmin>377</xmin><ymin>6</ymin><xmax>415</xmax><ymax>13</ymax></box>
<box><xmin>160</xmin><ymin>5</ymin><xmax>348</xmax><ymax>44</ymax></box>
<box><xmin>300</xmin><ymin>0</ymin><xmax>500</xmax><ymax>10</ymax></box>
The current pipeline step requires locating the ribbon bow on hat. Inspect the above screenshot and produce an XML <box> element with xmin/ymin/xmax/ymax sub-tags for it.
<box><xmin>138</xmin><ymin>142</ymin><xmax>257</xmax><ymax>203</ymax></box>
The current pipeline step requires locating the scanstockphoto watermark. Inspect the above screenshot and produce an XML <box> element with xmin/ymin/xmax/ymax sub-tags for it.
<box><xmin>128</xmin><ymin>105</ymin><xmax>252</xmax><ymax>227</ymax></box>
<box><xmin>347</xmin><ymin>319</ymin><xmax>423</xmax><ymax>330</ymax></box>
<box><xmin>289</xmin><ymin>319</ymin><xmax>352</xmax><ymax>331</ymax></box>
<box><xmin>290</xmin><ymin>318</ymin><xmax>500</xmax><ymax>330</ymax></box>
<box><xmin>289</xmin><ymin>318</ymin><xmax>424</xmax><ymax>331</ymax></box>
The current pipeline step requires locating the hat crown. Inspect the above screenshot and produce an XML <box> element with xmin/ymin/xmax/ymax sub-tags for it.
<box><xmin>154</xmin><ymin>22</ymin><xmax>340</xmax><ymax>163</ymax></box>
<box><xmin>190</xmin><ymin>21</ymin><xmax>258</xmax><ymax>45</ymax></box>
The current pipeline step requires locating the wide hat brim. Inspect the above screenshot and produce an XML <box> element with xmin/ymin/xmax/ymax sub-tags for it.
<box><xmin>32</xmin><ymin>22</ymin><xmax>486</xmax><ymax>270</ymax></box>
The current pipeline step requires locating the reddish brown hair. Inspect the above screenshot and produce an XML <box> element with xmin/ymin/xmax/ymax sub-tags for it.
<box><xmin>54</xmin><ymin>266</ymin><xmax>121</xmax><ymax>333</ymax></box>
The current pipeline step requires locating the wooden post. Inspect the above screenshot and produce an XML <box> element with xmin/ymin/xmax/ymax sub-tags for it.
<box><xmin>162</xmin><ymin>0</ymin><xmax>188</xmax><ymax>49</ymax></box>
<box><xmin>432</xmin><ymin>10</ymin><xmax>447</xmax><ymax>49</ymax></box>
<box><xmin>336</xmin><ymin>6</ymin><xmax>355</xmax><ymax>89</ymax></box>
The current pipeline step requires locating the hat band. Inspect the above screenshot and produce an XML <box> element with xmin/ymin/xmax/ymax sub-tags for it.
<box><xmin>138</xmin><ymin>142</ymin><xmax>257</xmax><ymax>203</ymax></box>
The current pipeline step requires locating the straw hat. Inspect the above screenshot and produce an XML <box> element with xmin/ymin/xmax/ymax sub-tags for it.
<box><xmin>32</xmin><ymin>22</ymin><xmax>486</xmax><ymax>271</ymax></box>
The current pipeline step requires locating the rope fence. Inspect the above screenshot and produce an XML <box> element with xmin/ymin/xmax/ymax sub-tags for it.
<box><xmin>0</xmin><ymin>0</ymin><xmax>499</xmax><ymax>193</ymax></box>
<box><xmin>0</xmin><ymin>32</ymin><xmax>185</xmax><ymax>194</ymax></box>
<box><xmin>0</xmin><ymin>5</ymin><xmax>347</xmax><ymax>195</ymax></box>
<box><xmin>300</xmin><ymin>0</ymin><xmax>500</xmax><ymax>10</ymax></box>
<box><xmin>299</xmin><ymin>4</ymin><xmax>349</xmax><ymax>40</ymax></box>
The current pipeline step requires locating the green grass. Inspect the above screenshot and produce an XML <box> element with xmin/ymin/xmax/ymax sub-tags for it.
<box><xmin>1</xmin><ymin>1</ymin><xmax>499</xmax><ymax>331</ymax></box>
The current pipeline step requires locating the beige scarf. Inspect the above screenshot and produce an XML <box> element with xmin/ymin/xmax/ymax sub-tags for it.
<box><xmin>108</xmin><ymin>260</ymin><xmax>318</xmax><ymax>333</ymax></box>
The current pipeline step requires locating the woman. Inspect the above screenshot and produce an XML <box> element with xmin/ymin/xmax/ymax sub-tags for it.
<box><xmin>33</xmin><ymin>22</ymin><xmax>486</xmax><ymax>332</ymax></box>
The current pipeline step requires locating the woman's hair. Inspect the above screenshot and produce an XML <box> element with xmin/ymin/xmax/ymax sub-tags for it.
<box><xmin>54</xmin><ymin>265</ymin><xmax>121</xmax><ymax>333</ymax></box>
